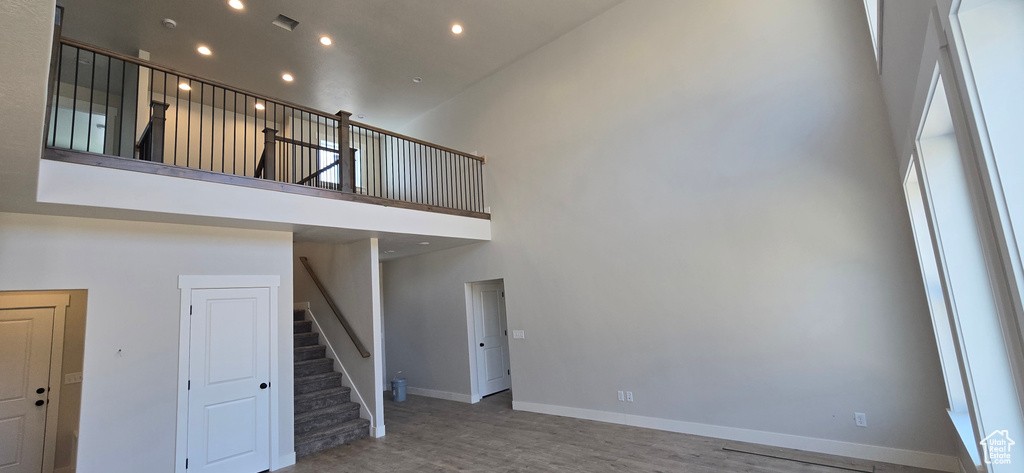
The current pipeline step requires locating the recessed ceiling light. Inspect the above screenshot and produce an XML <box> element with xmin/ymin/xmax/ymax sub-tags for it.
<box><xmin>418</xmin><ymin>241</ymin><xmax>430</xmax><ymax>245</ymax></box>
<box><xmin>319</xmin><ymin>36</ymin><xmax>332</xmax><ymax>46</ymax></box>
<box><xmin>197</xmin><ymin>45</ymin><xmax>212</xmax><ymax>56</ymax></box>
<box><xmin>162</xmin><ymin>18</ymin><xmax>177</xmax><ymax>29</ymax></box>
<box><xmin>384</xmin><ymin>250</ymin><xmax>396</xmax><ymax>254</ymax></box>
<box><xmin>254</xmin><ymin>103</ymin><xmax>265</xmax><ymax>110</ymax></box>
<box><xmin>412</xmin><ymin>77</ymin><xmax>423</xmax><ymax>83</ymax></box>
<box><xmin>356</xmin><ymin>114</ymin><xmax>365</xmax><ymax>119</ymax></box>
<box><xmin>451</xmin><ymin>24</ymin><xmax>463</xmax><ymax>35</ymax></box>
<box><xmin>282</xmin><ymin>73</ymin><xmax>294</xmax><ymax>82</ymax></box>
<box><xmin>179</xmin><ymin>83</ymin><xmax>191</xmax><ymax>91</ymax></box>
<box><xmin>228</xmin><ymin>0</ymin><xmax>244</xmax><ymax>10</ymax></box>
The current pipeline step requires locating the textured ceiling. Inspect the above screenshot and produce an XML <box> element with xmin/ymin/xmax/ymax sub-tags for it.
<box><xmin>59</xmin><ymin>0</ymin><xmax>623</xmax><ymax>130</ymax></box>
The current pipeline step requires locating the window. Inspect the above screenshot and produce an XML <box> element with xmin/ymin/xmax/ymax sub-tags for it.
<box><xmin>909</xmin><ymin>69</ymin><xmax>1024</xmax><ymax>468</ymax></box>
<box><xmin>863</xmin><ymin>0</ymin><xmax>882</xmax><ymax>71</ymax></box>
<box><xmin>956</xmin><ymin>0</ymin><xmax>1024</xmax><ymax>329</ymax></box>
<box><xmin>904</xmin><ymin>161</ymin><xmax>978</xmax><ymax>465</ymax></box>
<box><xmin>318</xmin><ymin>141</ymin><xmax>361</xmax><ymax>189</ymax></box>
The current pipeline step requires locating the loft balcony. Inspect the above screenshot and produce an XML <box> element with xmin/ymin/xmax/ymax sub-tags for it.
<box><xmin>42</xmin><ymin>37</ymin><xmax>489</xmax><ymax>222</ymax></box>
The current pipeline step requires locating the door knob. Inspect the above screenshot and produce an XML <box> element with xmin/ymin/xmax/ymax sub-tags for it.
<box><xmin>36</xmin><ymin>388</ymin><xmax>45</xmax><ymax>394</ymax></box>
<box><xmin>260</xmin><ymin>383</ymin><xmax>268</xmax><ymax>390</ymax></box>
<box><xmin>35</xmin><ymin>400</ymin><xmax>44</xmax><ymax>406</ymax></box>
<box><xmin>480</xmin><ymin>343</ymin><xmax>484</xmax><ymax>347</ymax></box>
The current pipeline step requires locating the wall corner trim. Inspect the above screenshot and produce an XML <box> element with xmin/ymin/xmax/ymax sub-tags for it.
<box><xmin>272</xmin><ymin>452</ymin><xmax>296</xmax><ymax>471</ymax></box>
<box><xmin>511</xmin><ymin>401</ymin><xmax>960</xmax><ymax>472</ymax></box>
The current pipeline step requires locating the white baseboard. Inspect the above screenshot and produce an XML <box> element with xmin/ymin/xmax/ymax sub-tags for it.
<box><xmin>406</xmin><ymin>386</ymin><xmax>474</xmax><ymax>403</ymax></box>
<box><xmin>271</xmin><ymin>452</ymin><xmax>296</xmax><ymax>471</ymax></box>
<box><xmin>512</xmin><ymin>401</ymin><xmax>959</xmax><ymax>473</ymax></box>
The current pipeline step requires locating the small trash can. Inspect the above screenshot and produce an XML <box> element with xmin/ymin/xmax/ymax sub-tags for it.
<box><xmin>391</xmin><ymin>377</ymin><xmax>407</xmax><ymax>402</ymax></box>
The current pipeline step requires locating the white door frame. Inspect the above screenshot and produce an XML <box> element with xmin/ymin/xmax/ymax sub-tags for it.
<box><xmin>176</xmin><ymin>276</ymin><xmax>281</xmax><ymax>473</ymax></box>
<box><xmin>0</xmin><ymin>292</ymin><xmax>69</xmax><ymax>473</ymax></box>
<box><xmin>464</xmin><ymin>279</ymin><xmax>510</xmax><ymax>403</ymax></box>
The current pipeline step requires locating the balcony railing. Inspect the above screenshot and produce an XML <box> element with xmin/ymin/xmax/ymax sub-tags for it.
<box><xmin>44</xmin><ymin>38</ymin><xmax>488</xmax><ymax>218</ymax></box>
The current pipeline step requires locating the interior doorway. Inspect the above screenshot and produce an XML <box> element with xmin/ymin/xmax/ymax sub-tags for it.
<box><xmin>467</xmin><ymin>280</ymin><xmax>511</xmax><ymax>400</ymax></box>
<box><xmin>176</xmin><ymin>276</ymin><xmax>281</xmax><ymax>473</ymax></box>
<box><xmin>0</xmin><ymin>290</ymin><xmax>85</xmax><ymax>473</ymax></box>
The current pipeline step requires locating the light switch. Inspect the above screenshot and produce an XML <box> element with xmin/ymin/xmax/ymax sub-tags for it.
<box><xmin>512</xmin><ymin>330</ymin><xmax>525</xmax><ymax>339</ymax></box>
<box><xmin>64</xmin><ymin>372</ymin><xmax>83</xmax><ymax>384</ymax></box>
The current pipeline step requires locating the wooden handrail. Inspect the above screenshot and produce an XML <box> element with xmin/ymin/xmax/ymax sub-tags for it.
<box><xmin>299</xmin><ymin>257</ymin><xmax>371</xmax><ymax>358</ymax></box>
<box><xmin>350</xmin><ymin>120</ymin><xmax>486</xmax><ymax>163</ymax></box>
<box><xmin>276</xmin><ymin>136</ymin><xmax>339</xmax><ymax>153</ymax></box>
<box><xmin>60</xmin><ymin>38</ymin><xmax>341</xmax><ymax>121</ymax></box>
<box><xmin>58</xmin><ymin>38</ymin><xmax>486</xmax><ymax>165</ymax></box>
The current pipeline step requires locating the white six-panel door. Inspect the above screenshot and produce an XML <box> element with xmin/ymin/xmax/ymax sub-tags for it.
<box><xmin>473</xmin><ymin>282</ymin><xmax>510</xmax><ymax>397</ymax></box>
<box><xmin>187</xmin><ymin>288</ymin><xmax>271</xmax><ymax>473</ymax></box>
<box><xmin>0</xmin><ymin>308</ymin><xmax>54</xmax><ymax>473</ymax></box>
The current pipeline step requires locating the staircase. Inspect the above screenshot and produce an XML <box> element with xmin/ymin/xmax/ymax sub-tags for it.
<box><xmin>293</xmin><ymin>309</ymin><xmax>370</xmax><ymax>457</ymax></box>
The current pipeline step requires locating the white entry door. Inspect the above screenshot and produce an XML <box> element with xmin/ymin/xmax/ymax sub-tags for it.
<box><xmin>0</xmin><ymin>294</ymin><xmax>68</xmax><ymax>473</ymax></box>
<box><xmin>473</xmin><ymin>282</ymin><xmax>511</xmax><ymax>396</ymax></box>
<box><xmin>0</xmin><ymin>308</ymin><xmax>53</xmax><ymax>473</ymax></box>
<box><xmin>187</xmin><ymin>288</ymin><xmax>271</xmax><ymax>473</ymax></box>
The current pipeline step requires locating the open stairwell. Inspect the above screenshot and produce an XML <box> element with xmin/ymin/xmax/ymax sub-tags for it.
<box><xmin>293</xmin><ymin>309</ymin><xmax>370</xmax><ymax>457</ymax></box>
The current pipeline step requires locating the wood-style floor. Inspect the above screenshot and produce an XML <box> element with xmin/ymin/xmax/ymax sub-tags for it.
<box><xmin>278</xmin><ymin>391</ymin><xmax>945</xmax><ymax>473</ymax></box>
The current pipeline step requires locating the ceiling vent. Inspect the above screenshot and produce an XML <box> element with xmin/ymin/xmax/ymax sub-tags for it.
<box><xmin>272</xmin><ymin>14</ymin><xmax>299</xmax><ymax>31</ymax></box>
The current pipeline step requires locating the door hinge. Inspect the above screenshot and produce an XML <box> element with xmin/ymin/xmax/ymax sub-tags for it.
<box><xmin>504</xmin><ymin>330</ymin><xmax>507</xmax><ymax>336</ymax></box>
<box><xmin>189</xmin><ymin>305</ymin><xmax>193</xmax><ymax>315</ymax></box>
<box><xmin>187</xmin><ymin>380</ymin><xmax>190</xmax><ymax>390</ymax></box>
<box><xmin>185</xmin><ymin>458</ymin><xmax>188</xmax><ymax>469</ymax></box>
<box><xmin>507</xmin><ymin>369</ymin><xmax>510</xmax><ymax>375</ymax></box>
<box><xmin>501</xmin><ymin>291</ymin><xmax>505</xmax><ymax>297</ymax></box>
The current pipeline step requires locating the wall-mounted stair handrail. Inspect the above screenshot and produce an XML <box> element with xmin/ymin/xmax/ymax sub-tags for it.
<box><xmin>299</xmin><ymin>256</ymin><xmax>371</xmax><ymax>358</ymax></box>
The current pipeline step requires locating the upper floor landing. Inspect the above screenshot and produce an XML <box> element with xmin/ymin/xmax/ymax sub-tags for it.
<box><xmin>1</xmin><ymin>6</ymin><xmax>490</xmax><ymax>247</ymax></box>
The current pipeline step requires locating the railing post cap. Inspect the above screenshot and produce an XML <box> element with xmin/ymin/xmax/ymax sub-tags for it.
<box><xmin>262</xmin><ymin>127</ymin><xmax>278</xmax><ymax>133</ymax></box>
<box><xmin>150</xmin><ymin>100</ymin><xmax>170</xmax><ymax>110</ymax></box>
<box><xmin>335</xmin><ymin>110</ymin><xmax>352</xmax><ymax>119</ymax></box>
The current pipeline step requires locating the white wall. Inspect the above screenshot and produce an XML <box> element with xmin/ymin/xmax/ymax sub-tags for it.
<box><xmin>0</xmin><ymin>212</ymin><xmax>295</xmax><ymax>473</ymax></box>
<box><xmin>293</xmin><ymin>240</ymin><xmax>384</xmax><ymax>436</ymax></box>
<box><xmin>383</xmin><ymin>0</ymin><xmax>956</xmax><ymax>469</ymax></box>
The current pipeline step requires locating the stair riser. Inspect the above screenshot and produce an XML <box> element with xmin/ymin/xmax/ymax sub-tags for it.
<box><xmin>294</xmin><ymin>346</ymin><xmax>326</xmax><ymax>362</ymax></box>
<box><xmin>295</xmin><ymin>392</ymin><xmax>351</xmax><ymax>413</ymax></box>
<box><xmin>295</xmin><ymin>376</ymin><xmax>342</xmax><ymax>395</ymax></box>
<box><xmin>295</xmin><ymin>409</ymin><xmax>360</xmax><ymax>435</ymax></box>
<box><xmin>293</xmin><ymin>332</ymin><xmax>319</xmax><ymax>347</ymax></box>
<box><xmin>293</xmin><ymin>321</ymin><xmax>312</xmax><ymax>334</ymax></box>
<box><xmin>294</xmin><ymin>360</ymin><xmax>333</xmax><ymax>377</ymax></box>
<box><xmin>296</xmin><ymin>423</ymin><xmax>369</xmax><ymax>458</ymax></box>
<box><xmin>294</xmin><ymin>310</ymin><xmax>305</xmax><ymax>322</ymax></box>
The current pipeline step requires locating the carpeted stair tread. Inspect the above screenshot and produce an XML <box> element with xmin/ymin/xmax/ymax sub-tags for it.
<box><xmin>295</xmin><ymin>386</ymin><xmax>350</xmax><ymax>403</ymax></box>
<box><xmin>295</xmin><ymin>418</ymin><xmax>370</xmax><ymax>457</ymax></box>
<box><xmin>293</xmin><ymin>320</ymin><xmax>312</xmax><ymax>333</ymax></box>
<box><xmin>293</xmin><ymin>332</ymin><xmax>320</xmax><ymax>347</ymax></box>
<box><xmin>294</xmin><ymin>345</ymin><xmax>327</xmax><ymax>361</ymax></box>
<box><xmin>295</xmin><ymin>401</ymin><xmax>360</xmax><ymax>425</ymax></box>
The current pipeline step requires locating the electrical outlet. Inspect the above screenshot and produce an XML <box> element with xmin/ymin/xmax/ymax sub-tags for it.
<box><xmin>617</xmin><ymin>391</ymin><xmax>625</xmax><ymax>401</ymax></box>
<box><xmin>855</xmin><ymin>412</ymin><xmax>867</xmax><ymax>427</ymax></box>
<box><xmin>626</xmin><ymin>391</ymin><xmax>634</xmax><ymax>402</ymax></box>
<box><xmin>512</xmin><ymin>330</ymin><xmax>525</xmax><ymax>339</ymax></box>
<box><xmin>64</xmin><ymin>372</ymin><xmax>83</xmax><ymax>384</ymax></box>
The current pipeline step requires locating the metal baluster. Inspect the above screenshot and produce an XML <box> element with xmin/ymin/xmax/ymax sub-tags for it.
<box><xmin>87</xmin><ymin>51</ymin><xmax>95</xmax><ymax>152</ymax></box>
<box><xmin>50</xmin><ymin>45</ymin><xmax>63</xmax><ymax>147</ymax></box>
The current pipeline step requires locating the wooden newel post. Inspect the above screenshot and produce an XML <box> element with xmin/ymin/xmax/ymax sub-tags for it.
<box><xmin>336</xmin><ymin>111</ymin><xmax>353</xmax><ymax>193</ymax></box>
<box><xmin>262</xmin><ymin>128</ymin><xmax>277</xmax><ymax>181</ymax></box>
<box><xmin>147</xmin><ymin>101</ymin><xmax>169</xmax><ymax>162</ymax></box>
